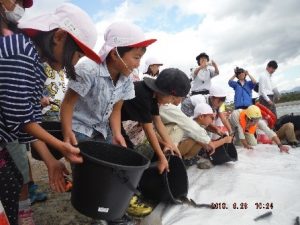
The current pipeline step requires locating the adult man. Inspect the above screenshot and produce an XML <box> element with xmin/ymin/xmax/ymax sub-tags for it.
<box><xmin>229</xmin><ymin>105</ymin><xmax>289</xmax><ymax>153</ymax></box>
<box><xmin>258</xmin><ymin>60</ymin><xmax>280</xmax><ymax>117</ymax></box>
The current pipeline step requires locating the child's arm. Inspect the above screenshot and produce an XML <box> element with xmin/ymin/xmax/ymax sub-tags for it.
<box><xmin>31</xmin><ymin>140</ymin><xmax>70</xmax><ymax>192</ymax></box>
<box><xmin>60</xmin><ymin>88</ymin><xmax>80</xmax><ymax>146</ymax></box>
<box><xmin>23</xmin><ymin>122</ymin><xmax>82</xmax><ymax>163</ymax></box>
<box><xmin>109</xmin><ymin>100</ymin><xmax>127</xmax><ymax>147</ymax></box>
<box><xmin>142</xmin><ymin>123</ymin><xmax>169</xmax><ymax>174</ymax></box>
<box><xmin>152</xmin><ymin>115</ymin><xmax>182</xmax><ymax>157</ymax></box>
<box><xmin>219</xmin><ymin>112</ymin><xmax>233</xmax><ymax>135</ymax></box>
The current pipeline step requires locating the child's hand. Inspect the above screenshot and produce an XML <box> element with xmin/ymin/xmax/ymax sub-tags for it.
<box><xmin>157</xmin><ymin>156</ymin><xmax>169</xmax><ymax>174</ymax></box>
<box><xmin>223</xmin><ymin>135</ymin><xmax>233</xmax><ymax>143</ymax></box>
<box><xmin>40</xmin><ymin>96</ymin><xmax>51</xmax><ymax>107</ymax></box>
<box><xmin>61</xmin><ymin>142</ymin><xmax>83</xmax><ymax>163</ymax></box>
<box><xmin>163</xmin><ymin>144</ymin><xmax>182</xmax><ymax>158</ymax></box>
<box><xmin>48</xmin><ymin>160</ymin><xmax>69</xmax><ymax>193</ymax></box>
<box><xmin>279</xmin><ymin>145</ymin><xmax>289</xmax><ymax>154</ymax></box>
<box><xmin>63</xmin><ymin>130</ymin><xmax>78</xmax><ymax>146</ymax></box>
<box><xmin>112</xmin><ymin>134</ymin><xmax>127</xmax><ymax>148</ymax></box>
<box><xmin>243</xmin><ymin>143</ymin><xmax>253</xmax><ymax>150</ymax></box>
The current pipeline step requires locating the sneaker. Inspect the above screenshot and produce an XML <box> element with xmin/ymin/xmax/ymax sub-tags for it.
<box><xmin>18</xmin><ymin>209</ymin><xmax>35</xmax><ymax>225</ymax></box>
<box><xmin>183</xmin><ymin>155</ymin><xmax>200</xmax><ymax>167</ymax></box>
<box><xmin>126</xmin><ymin>196</ymin><xmax>152</xmax><ymax>217</ymax></box>
<box><xmin>108</xmin><ymin>214</ymin><xmax>135</xmax><ymax>225</ymax></box>
<box><xmin>197</xmin><ymin>157</ymin><xmax>214</xmax><ymax>169</ymax></box>
<box><xmin>288</xmin><ymin>141</ymin><xmax>300</xmax><ymax>148</ymax></box>
<box><xmin>29</xmin><ymin>183</ymin><xmax>47</xmax><ymax>205</ymax></box>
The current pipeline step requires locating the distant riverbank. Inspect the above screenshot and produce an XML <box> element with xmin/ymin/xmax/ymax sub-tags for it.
<box><xmin>276</xmin><ymin>100</ymin><xmax>300</xmax><ymax>117</ymax></box>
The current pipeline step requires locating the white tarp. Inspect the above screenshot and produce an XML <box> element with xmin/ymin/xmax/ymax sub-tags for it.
<box><xmin>160</xmin><ymin>145</ymin><xmax>300</xmax><ymax>225</ymax></box>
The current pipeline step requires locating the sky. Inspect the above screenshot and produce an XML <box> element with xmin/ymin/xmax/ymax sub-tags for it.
<box><xmin>21</xmin><ymin>0</ymin><xmax>300</xmax><ymax>99</ymax></box>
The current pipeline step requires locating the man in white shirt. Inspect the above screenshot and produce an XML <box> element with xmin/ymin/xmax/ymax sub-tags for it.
<box><xmin>258</xmin><ymin>60</ymin><xmax>279</xmax><ymax>117</ymax></box>
<box><xmin>190</xmin><ymin>52</ymin><xmax>219</xmax><ymax>95</ymax></box>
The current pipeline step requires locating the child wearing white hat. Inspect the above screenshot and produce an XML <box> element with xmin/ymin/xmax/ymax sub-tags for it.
<box><xmin>140</xmin><ymin>57</ymin><xmax>163</xmax><ymax>80</ymax></box>
<box><xmin>61</xmin><ymin>21</ymin><xmax>156</xmax><ymax>148</ymax></box>
<box><xmin>0</xmin><ymin>3</ymin><xmax>99</xmax><ymax>224</ymax></box>
<box><xmin>179</xmin><ymin>103</ymin><xmax>233</xmax><ymax>168</ymax></box>
<box><xmin>181</xmin><ymin>85</ymin><xmax>233</xmax><ymax>136</ymax></box>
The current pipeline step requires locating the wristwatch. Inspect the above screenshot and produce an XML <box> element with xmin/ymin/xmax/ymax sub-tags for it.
<box><xmin>277</xmin><ymin>143</ymin><xmax>283</xmax><ymax>148</ymax></box>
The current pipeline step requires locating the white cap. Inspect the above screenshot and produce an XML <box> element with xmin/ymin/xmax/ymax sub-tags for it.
<box><xmin>209</xmin><ymin>85</ymin><xmax>227</xmax><ymax>97</ymax></box>
<box><xmin>193</xmin><ymin>103</ymin><xmax>214</xmax><ymax>118</ymax></box>
<box><xmin>99</xmin><ymin>22</ymin><xmax>156</xmax><ymax>60</ymax></box>
<box><xmin>18</xmin><ymin>3</ymin><xmax>100</xmax><ymax>63</ymax></box>
<box><xmin>143</xmin><ymin>57</ymin><xmax>163</xmax><ymax>73</ymax></box>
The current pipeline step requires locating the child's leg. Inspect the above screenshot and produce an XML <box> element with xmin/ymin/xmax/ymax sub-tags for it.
<box><xmin>178</xmin><ymin>139</ymin><xmax>203</xmax><ymax>158</ymax></box>
<box><xmin>0</xmin><ymin>148</ymin><xmax>23</xmax><ymax>225</ymax></box>
<box><xmin>276</xmin><ymin>122</ymin><xmax>298</xmax><ymax>143</ymax></box>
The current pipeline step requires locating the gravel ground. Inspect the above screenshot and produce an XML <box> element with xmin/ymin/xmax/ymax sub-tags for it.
<box><xmin>29</xmin><ymin>155</ymin><xmax>95</xmax><ymax>225</ymax></box>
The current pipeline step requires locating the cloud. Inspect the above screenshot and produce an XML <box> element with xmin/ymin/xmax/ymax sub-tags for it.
<box><xmin>21</xmin><ymin>0</ymin><xmax>300</xmax><ymax>98</ymax></box>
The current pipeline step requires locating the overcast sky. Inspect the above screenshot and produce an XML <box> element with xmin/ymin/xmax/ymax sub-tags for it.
<box><xmin>21</xmin><ymin>0</ymin><xmax>300</xmax><ymax>99</ymax></box>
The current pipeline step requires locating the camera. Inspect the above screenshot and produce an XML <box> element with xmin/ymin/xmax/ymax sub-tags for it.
<box><xmin>234</xmin><ymin>67</ymin><xmax>245</xmax><ymax>76</ymax></box>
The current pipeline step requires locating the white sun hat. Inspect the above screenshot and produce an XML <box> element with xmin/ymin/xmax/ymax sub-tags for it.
<box><xmin>18</xmin><ymin>3</ymin><xmax>100</xmax><ymax>63</ymax></box>
<box><xmin>143</xmin><ymin>57</ymin><xmax>163</xmax><ymax>73</ymax></box>
<box><xmin>99</xmin><ymin>22</ymin><xmax>157</xmax><ymax>60</ymax></box>
<box><xmin>193</xmin><ymin>103</ymin><xmax>214</xmax><ymax>118</ymax></box>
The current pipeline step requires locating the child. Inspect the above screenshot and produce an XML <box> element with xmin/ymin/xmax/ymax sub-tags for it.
<box><xmin>181</xmin><ymin>85</ymin><xmax>233</xmax><ymax>136</ymax></box>
<box><xmin>61</xmin><ymin>21</ymin><xmax>156</xmax><ymax>146</ymax></box>
<box><xmin>0</xmin><ymin>3</ymin><xmax>99</xmax><ymax>224</ymax></box>
<box><xmin>140</xmin><ymin>57</ymin><xmax>163</xmax><ymax>80</ymax></box>
<box><xmin>228</xmin><ymin>67</ymin><xmax>257</xmax><ymax>109</ymax></box>
<box><xmin>229</xmin><ymin>105</ymin><xmax>289</xmax><ymax>152</ymax></box>
<box><xmin>121</xmin><ymin>68</ymin><xmax>191</xmax><ymax>173</ymax></box>
<box><xmin>160</xmin><ymin>101</ymin><xmax>232</xmax><ymax>167</ymax></box>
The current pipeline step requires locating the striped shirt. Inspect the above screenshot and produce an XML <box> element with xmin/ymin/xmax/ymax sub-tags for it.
<box><xmin>0</xmin><ymin>34</ymin><xmax>46</xmax><ymax>144</ymax></box>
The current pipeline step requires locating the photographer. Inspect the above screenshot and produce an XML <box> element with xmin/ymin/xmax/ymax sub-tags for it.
<box><xmin>229</xmin><ymin>67</ymin><xmax>257</xmax><ymax>109</ymax></box>
<box><xmin>190</xmin><ymin>52</ymin><xmax>219</xmax><ymax>95</ymax></box>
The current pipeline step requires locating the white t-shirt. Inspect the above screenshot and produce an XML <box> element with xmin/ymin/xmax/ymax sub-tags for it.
<box><xmin>191</xmin><ymin>66</ymin><xmax>216</xmax><ymax>92</ymax></box>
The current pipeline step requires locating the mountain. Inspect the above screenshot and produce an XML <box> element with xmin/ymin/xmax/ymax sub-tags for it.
<box><xmin>281</xmin><ymin>86</ymin><xmax>300</xmax><ymax>93</ymax></box>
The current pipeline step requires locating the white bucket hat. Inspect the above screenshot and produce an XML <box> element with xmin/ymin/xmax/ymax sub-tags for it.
<box><xmin>18</xmin><ymin>3</ymin><xmax>100</xmax><ymax>63</ymax></box>
<box><xmin>193</xmin><ymin>103</ymin><xmax>214</xmax><ymax>118</ymax></box>
<box><xmin>143</xmin><ymin>57</ymin><xmax>163</xmax><ymax>73</ymax></box>
<box><xmin>99</xmin><ymin>22</ymin><xmax>156</xmax><ymax>60</ymax></box>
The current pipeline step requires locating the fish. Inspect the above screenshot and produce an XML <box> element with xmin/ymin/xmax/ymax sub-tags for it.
<box><xmin>254</xmin><ymin>211</ymin><xmax>273</xmax><ymax>221</ymax></box>
<box><xmin>180</xmin><ymin>196</ymin><xmax>212</xmax><ymax>209</ymax></box>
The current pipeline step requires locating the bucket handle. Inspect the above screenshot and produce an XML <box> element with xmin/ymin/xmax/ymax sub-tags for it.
<box><xmin>112</xmin><ymin>168</ymin><xmax>141</xmax><ymax>196</ymax></box>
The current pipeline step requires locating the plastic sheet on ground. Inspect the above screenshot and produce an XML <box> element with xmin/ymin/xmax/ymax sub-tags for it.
<box><xmin>159</xmin><ymin>145</ymin><xmax>300</xmax><ymax>225</ymax></box>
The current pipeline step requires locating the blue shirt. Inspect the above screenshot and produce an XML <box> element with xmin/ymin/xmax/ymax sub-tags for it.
<box><xmin>0</xmin><ymin>34</ymin><xmax>46</xmax><ymax>144</ymax></box>
<box><xmin>68</xmin><ymin>59</ymin><xmax>135</xmax><ymax>138</ymax></box>
<box><xmin>228</xmin><ymin>80</ymin><xmax>255</xmax><ymax>109</ymax></box>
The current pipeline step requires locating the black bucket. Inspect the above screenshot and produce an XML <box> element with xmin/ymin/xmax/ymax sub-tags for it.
<box><xmin>31</xmin><ymin>121</ymin><xmax>64</xmax><ymax>160</ymax></box>
<box><xmin>139</xmin><ymin>155</ymin><xmax>188</xmax><ymax>204</ymax></box>
<box><xmin>71</xmin><ymin>141</ymin><xmax>150</xmax><ymax>220</ymax></box>
<box><xmin>209</xmin><ymin>142</ymin><xmax>238</xmax><ymax>165</ymax></box>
